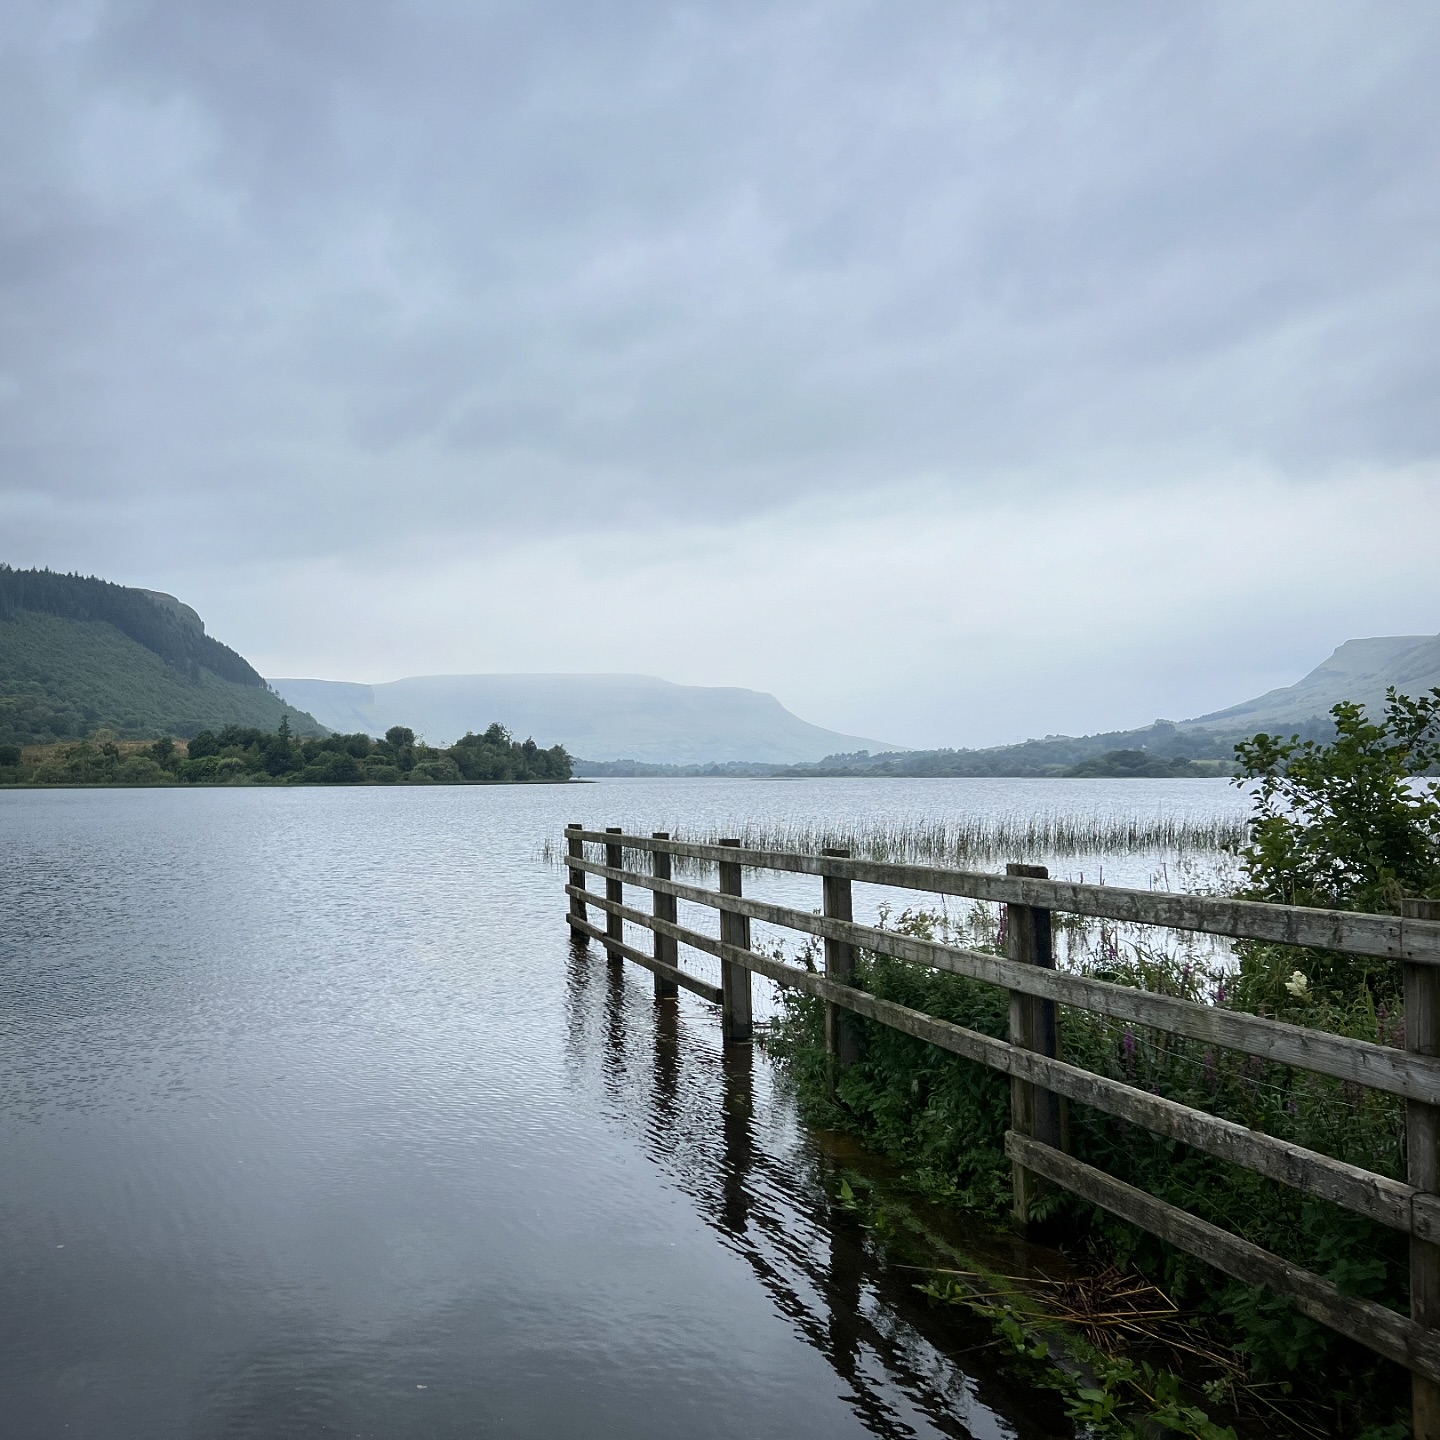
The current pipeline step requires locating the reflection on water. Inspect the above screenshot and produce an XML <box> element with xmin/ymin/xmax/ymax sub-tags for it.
<box><xmin>565</xmin><ymin>934</ymin><xmax>1065</xmax><ymax>1440</ymax></box>
<box><xmin>0</xmin><ymin>781</ymin><xmax>1164</xmax><ymax>1438</ymax></box>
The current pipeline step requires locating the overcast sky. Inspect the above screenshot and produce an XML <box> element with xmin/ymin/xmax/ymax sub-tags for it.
<box><xmin>3</xmin><ymin>1</ymin><xmax>1438</xmax><ymax>747</ymax></box>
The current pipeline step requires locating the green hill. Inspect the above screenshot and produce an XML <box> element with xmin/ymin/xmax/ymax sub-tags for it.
<box><xmin>0</xmin><ymin>567</ymin><xmax>323</xmax><ymax>744</ymax></box>
<box><xmin>1183</xmin><ymin>633</ymin><xmax>1440</xmax><ymax>733</ymax></box>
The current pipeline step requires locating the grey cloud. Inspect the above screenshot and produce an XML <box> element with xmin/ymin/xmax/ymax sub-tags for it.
<box><xmin>2</xmin><ymin>0</ymin><xmax>1439</xmax><ymax>571</ymax></box>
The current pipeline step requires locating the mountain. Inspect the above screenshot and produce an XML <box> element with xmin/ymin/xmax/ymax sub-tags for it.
<box><xmin>1183</xmin><ymin>634</ymin><xmax>1440</xmax><ymax>733</ymax></box>
<box><xmin>269</xmin><ymin>673</ymin><xmax>901</xmax><ymax>764</ymax></box>
<box><xmin>754</xmin><ymin>631</ymin><xmax>1440</xmax><ymax>778</ymax></box>
<box><xmin>0</xmin><ymin>567</ymin><xmax>324</xmax><ymax>744</ymax></box>
<box><xmin>747</xmin><ymin>720</ymin><xmax>1238</xmax><ymax>779</ymax></box>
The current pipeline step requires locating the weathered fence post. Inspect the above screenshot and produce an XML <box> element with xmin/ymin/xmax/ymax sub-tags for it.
<box><xmin>1405</xmin><ymin>896</ymin><xmax>1440</xmax><ymax>1440</ymax></box>
<box><xmin>604</xmin><ymin>827</ymin><xmax>624</xmax><ymax>967</ymax></box>
<box><xmin>718</xmin><ymin>838</ymin><xmax>753</xmax><ymax>1044</ymax></box>
<box><xmin>566</xmin><ymin>823</ymin><xmax>588</xmax><ymax>944</ymax></box>
<box><xmin>652</xmin><ymin>833</ymin><xmax>679</xmax><ymax>999</ymax></box>
<box><xmin>1006</xmin><ymin>861</ymin><xmax>1063</xmax><ymax>1226</ymax></box>
<box><xmin>822</xmin><ymin>847</ymin><xmax>861</xmax><ymax>1091</ymax></box>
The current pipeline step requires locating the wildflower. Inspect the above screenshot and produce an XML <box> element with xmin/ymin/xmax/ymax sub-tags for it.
<box><xmin>1284</xmin><ymin>970</ymin><xmax>1310</xmax><ymax>1000</ymax></box>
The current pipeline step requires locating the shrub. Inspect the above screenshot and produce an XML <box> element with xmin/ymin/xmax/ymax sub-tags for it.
<box><xmin>1233</xmin><ymin>687</ymin><xmax>1440</xmax><ymax>1010</ymax></box>
<box><xmin>769</xmin><ymin>911</ymin><xmax>1407</xmax><ymax>1425</ymax></box>
<box><xmin>118</xmin><ymin>755</ymin><xmax>167</xmax><ymax>784</ymax></box>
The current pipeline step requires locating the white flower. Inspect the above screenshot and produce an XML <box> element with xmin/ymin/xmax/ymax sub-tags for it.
<box><xmin>1284</xmin><ymin>970</ymin><xmax>1310</xmax><ymax>999</ymax></box>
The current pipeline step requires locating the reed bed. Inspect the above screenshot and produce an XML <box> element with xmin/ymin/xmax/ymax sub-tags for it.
<box><xmin>537</xmin><ymin>811</ymin><xmax>1246</xmax><ymax>872</ymax></box>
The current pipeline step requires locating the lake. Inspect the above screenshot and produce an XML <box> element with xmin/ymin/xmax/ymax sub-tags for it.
<box><xmin>0</xmin><ymin>778</ymin><xmax>1250</xmax><ymax>1438</ymax></box>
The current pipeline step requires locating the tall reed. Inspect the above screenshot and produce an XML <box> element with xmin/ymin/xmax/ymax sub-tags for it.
<box><xmin>537</xmin><ymin>811</ymin><xmax>1246</xmax><ymax>873</ymax></box>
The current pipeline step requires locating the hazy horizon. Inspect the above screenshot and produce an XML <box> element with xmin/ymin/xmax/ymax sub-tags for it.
<box><xmin>4</xmin><ymin>2</ymin><xmax>1438</xmax><ymax>748</ymax></box>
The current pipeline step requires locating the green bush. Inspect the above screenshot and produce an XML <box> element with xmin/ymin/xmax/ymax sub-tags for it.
<box><xmin>770</xmin><ymin>915</ymin><xmax>1406</xmax><ymax>1427</ymax></box>
<box><xmin>769</xmin><ymin>695</ymin><xmax>1440</xmax><ymax>1433</ymax></box>
<box><xmin>1232</xmin><ymin>687</ymin><xmax>1440</xmax><ymax>1012</ymax></box>
<box><xmin>117</xmin><ymin>755</ymin><xmax>168</xmax><ymax>784</ymax></box>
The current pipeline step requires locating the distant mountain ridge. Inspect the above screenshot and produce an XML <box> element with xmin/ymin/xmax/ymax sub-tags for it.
<box><xmin>8</xmin><ymin>558</ymin><xmax>1431</xmax><ymax>775</ymax></box>
<box><xmin>0</xmin><ymin>566</ymin><xmax>323</xmax><ymax>744</ymax></box>
<box><xmin>740</xmin><ymin>630</ymin><xmax>1440</xmax><ymax>778</ymax></box>
<box><xmin>270</xmin><ymin>673</ymin><xmax>901</xmax><ymax>764</ymax></box>
<box><xmin>1183</xmin><ymin>634</ymin><xmax>1440</xmax><ymax>732</ymax></box>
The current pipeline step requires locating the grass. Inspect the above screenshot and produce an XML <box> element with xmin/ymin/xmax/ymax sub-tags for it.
<box><xmin>538</xmin><ymin>811</ymin><xmax>1248</xmax><ymax>875</ymax></box>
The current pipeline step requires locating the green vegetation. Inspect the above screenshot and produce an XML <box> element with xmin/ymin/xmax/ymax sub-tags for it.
<box><xmin>1236</xmin><ymin>689</ymin><xmax>1440</xmax><ymax>916</ymax></box>
<box><xmin>553</xmin><ymin>811</ymin><xmax>1246</xmax><ymax>874</ymax></box>
<box><xmin>765</xmin><ymin>692</ymin><xmax>1440</xmax><ymax>1437</ymax></box>
<box><xmin>0</xmin><ymin>565</ymin><xmax>262</xmax><ymax>685</ymax></box>
<box><xmin>1063</xmin><ymin>749</ymin><xmax>1234</xmax><ymax>779</ymax></box>
<box><xmin>1</xmin><ymin>720</ymin><xmax>572</xmax><ymax>787</ymax></box>
<box><xmin>0</xmin><ymin>567</ymin><xmax>323</xmax><ymax>743</ymax></box>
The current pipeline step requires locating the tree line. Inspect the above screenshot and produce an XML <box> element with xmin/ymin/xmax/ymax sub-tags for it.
<box><xmin>0</xmin><ymin>720</ymin><xmax>572</xmax><ymax>786</ymax></box>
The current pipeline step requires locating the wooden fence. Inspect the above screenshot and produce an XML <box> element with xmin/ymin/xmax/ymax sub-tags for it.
<box><xmin>563</xmin><ymin>825</ymin><xmax>1440</xmax><ymax>1435</ymax></box>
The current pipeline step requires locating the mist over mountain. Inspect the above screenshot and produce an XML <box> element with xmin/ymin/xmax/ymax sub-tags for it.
<box><xmin>270</xmin><ymin>674</ymin><xmax>900</xmax><ymax>765</ymax></box>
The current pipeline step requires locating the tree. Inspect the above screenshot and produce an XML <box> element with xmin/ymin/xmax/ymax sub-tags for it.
<box><xmin>1233</xmin><ymin>687</ymin><xmax>1440</xmax><ymax>1006</ymax></box>
<box><xmin>1235</xmin><ymin>688</ymin><xmax>1440</xmax><ymax>914</ymax></box>
<box><xmin>384</xmin><ymin>726</ymin><xmax>416</xmax><ymax>772</ymax></box>
<box><xmin>188</xmin><ymin>729</ymin><xmax>220</xmax><ymax>759</ymax></box>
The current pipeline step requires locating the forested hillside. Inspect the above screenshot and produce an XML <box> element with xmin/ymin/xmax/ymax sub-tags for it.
<box><xmin>0</xmin><ymin>566</ymin><xmax>322</xmax><ymax>744</ymax></box>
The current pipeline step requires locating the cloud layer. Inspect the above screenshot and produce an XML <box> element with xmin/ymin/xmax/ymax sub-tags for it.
<box><xmin>3</xmin><ymin>1</ymin><xmax>1438</xmax><ymax>743</ymax></box>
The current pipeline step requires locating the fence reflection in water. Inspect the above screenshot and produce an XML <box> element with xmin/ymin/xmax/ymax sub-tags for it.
<box><xmin>564</xmin><ymin>824</ymin><xmax>1440</xmax><ymax>1440</ymax></box>
<box><xmin>562</xmin><ymin>938</ymin><xmax>1066</xmax><ymax>1440</ymax></box>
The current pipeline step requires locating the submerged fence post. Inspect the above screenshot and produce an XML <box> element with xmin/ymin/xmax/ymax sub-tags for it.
<box><xmin>566</xmin><ymin>823</ymin><xmax>588</xmax><ymax>945</ymax></box>
<box><xmin>822</xmin><ymin>847</ymin><xmax>860</xmax><ymax>1091</ymax></box>
<box><xmin>604</xmin><ymin>827</ymin><xmax>624</xmax><ymax>967</ymax></box>
<box><xmin>652</xmin><ymin>833</ymin><xmax>678</xmax><ymax>1000</ymax></box>
<box><xmin>1405</xmin><ymin>896</ymin><xmax>1440</xmax><ymax>1440</ymax></box>
<box><xmin>1006</xmin><ymin>861</ymin><xmax>1063</xmax><ymax>1226</ymax></box>
<box><xmin>718</xmin><ymin>838</ymin><xmax>753</xmax><ymax>1044</ymax></box>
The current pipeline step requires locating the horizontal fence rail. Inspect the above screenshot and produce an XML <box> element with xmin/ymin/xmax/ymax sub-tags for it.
<box><xmin>564</xmin><ymin>877</ymin><xmax>1440</xmax><ymax>1240</ymax></box>
<box><xmin>567</xmin><ymin>853</ymin><xmax>1440</xmax><ymax>1104</ymax></box>
<box><xmin>562</xmin><ymin>825</ymin><xmax>1440</xmax><ymax>1431</ymax></box>
<box><xmin>568</xmin><ymin>829</ymin><xmax>1440</xmax><ymax>964</ymax></box>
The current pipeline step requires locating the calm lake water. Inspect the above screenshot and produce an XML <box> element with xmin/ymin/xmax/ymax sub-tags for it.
<box><xmin>0</xmin><ymin>778</ymin><xmax>1249</xmax><ymax>1439</ymax></box>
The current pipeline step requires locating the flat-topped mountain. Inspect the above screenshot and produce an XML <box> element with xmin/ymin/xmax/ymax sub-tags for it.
<box><xmin>0</xmin><ymin>567</ymin><xmax>323</xmax><ymax>744</ymax></box>
<box><xmin>270</xmin><ymin>673</ymin><xmax>900</xmax><ymax>765</ymax></box>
